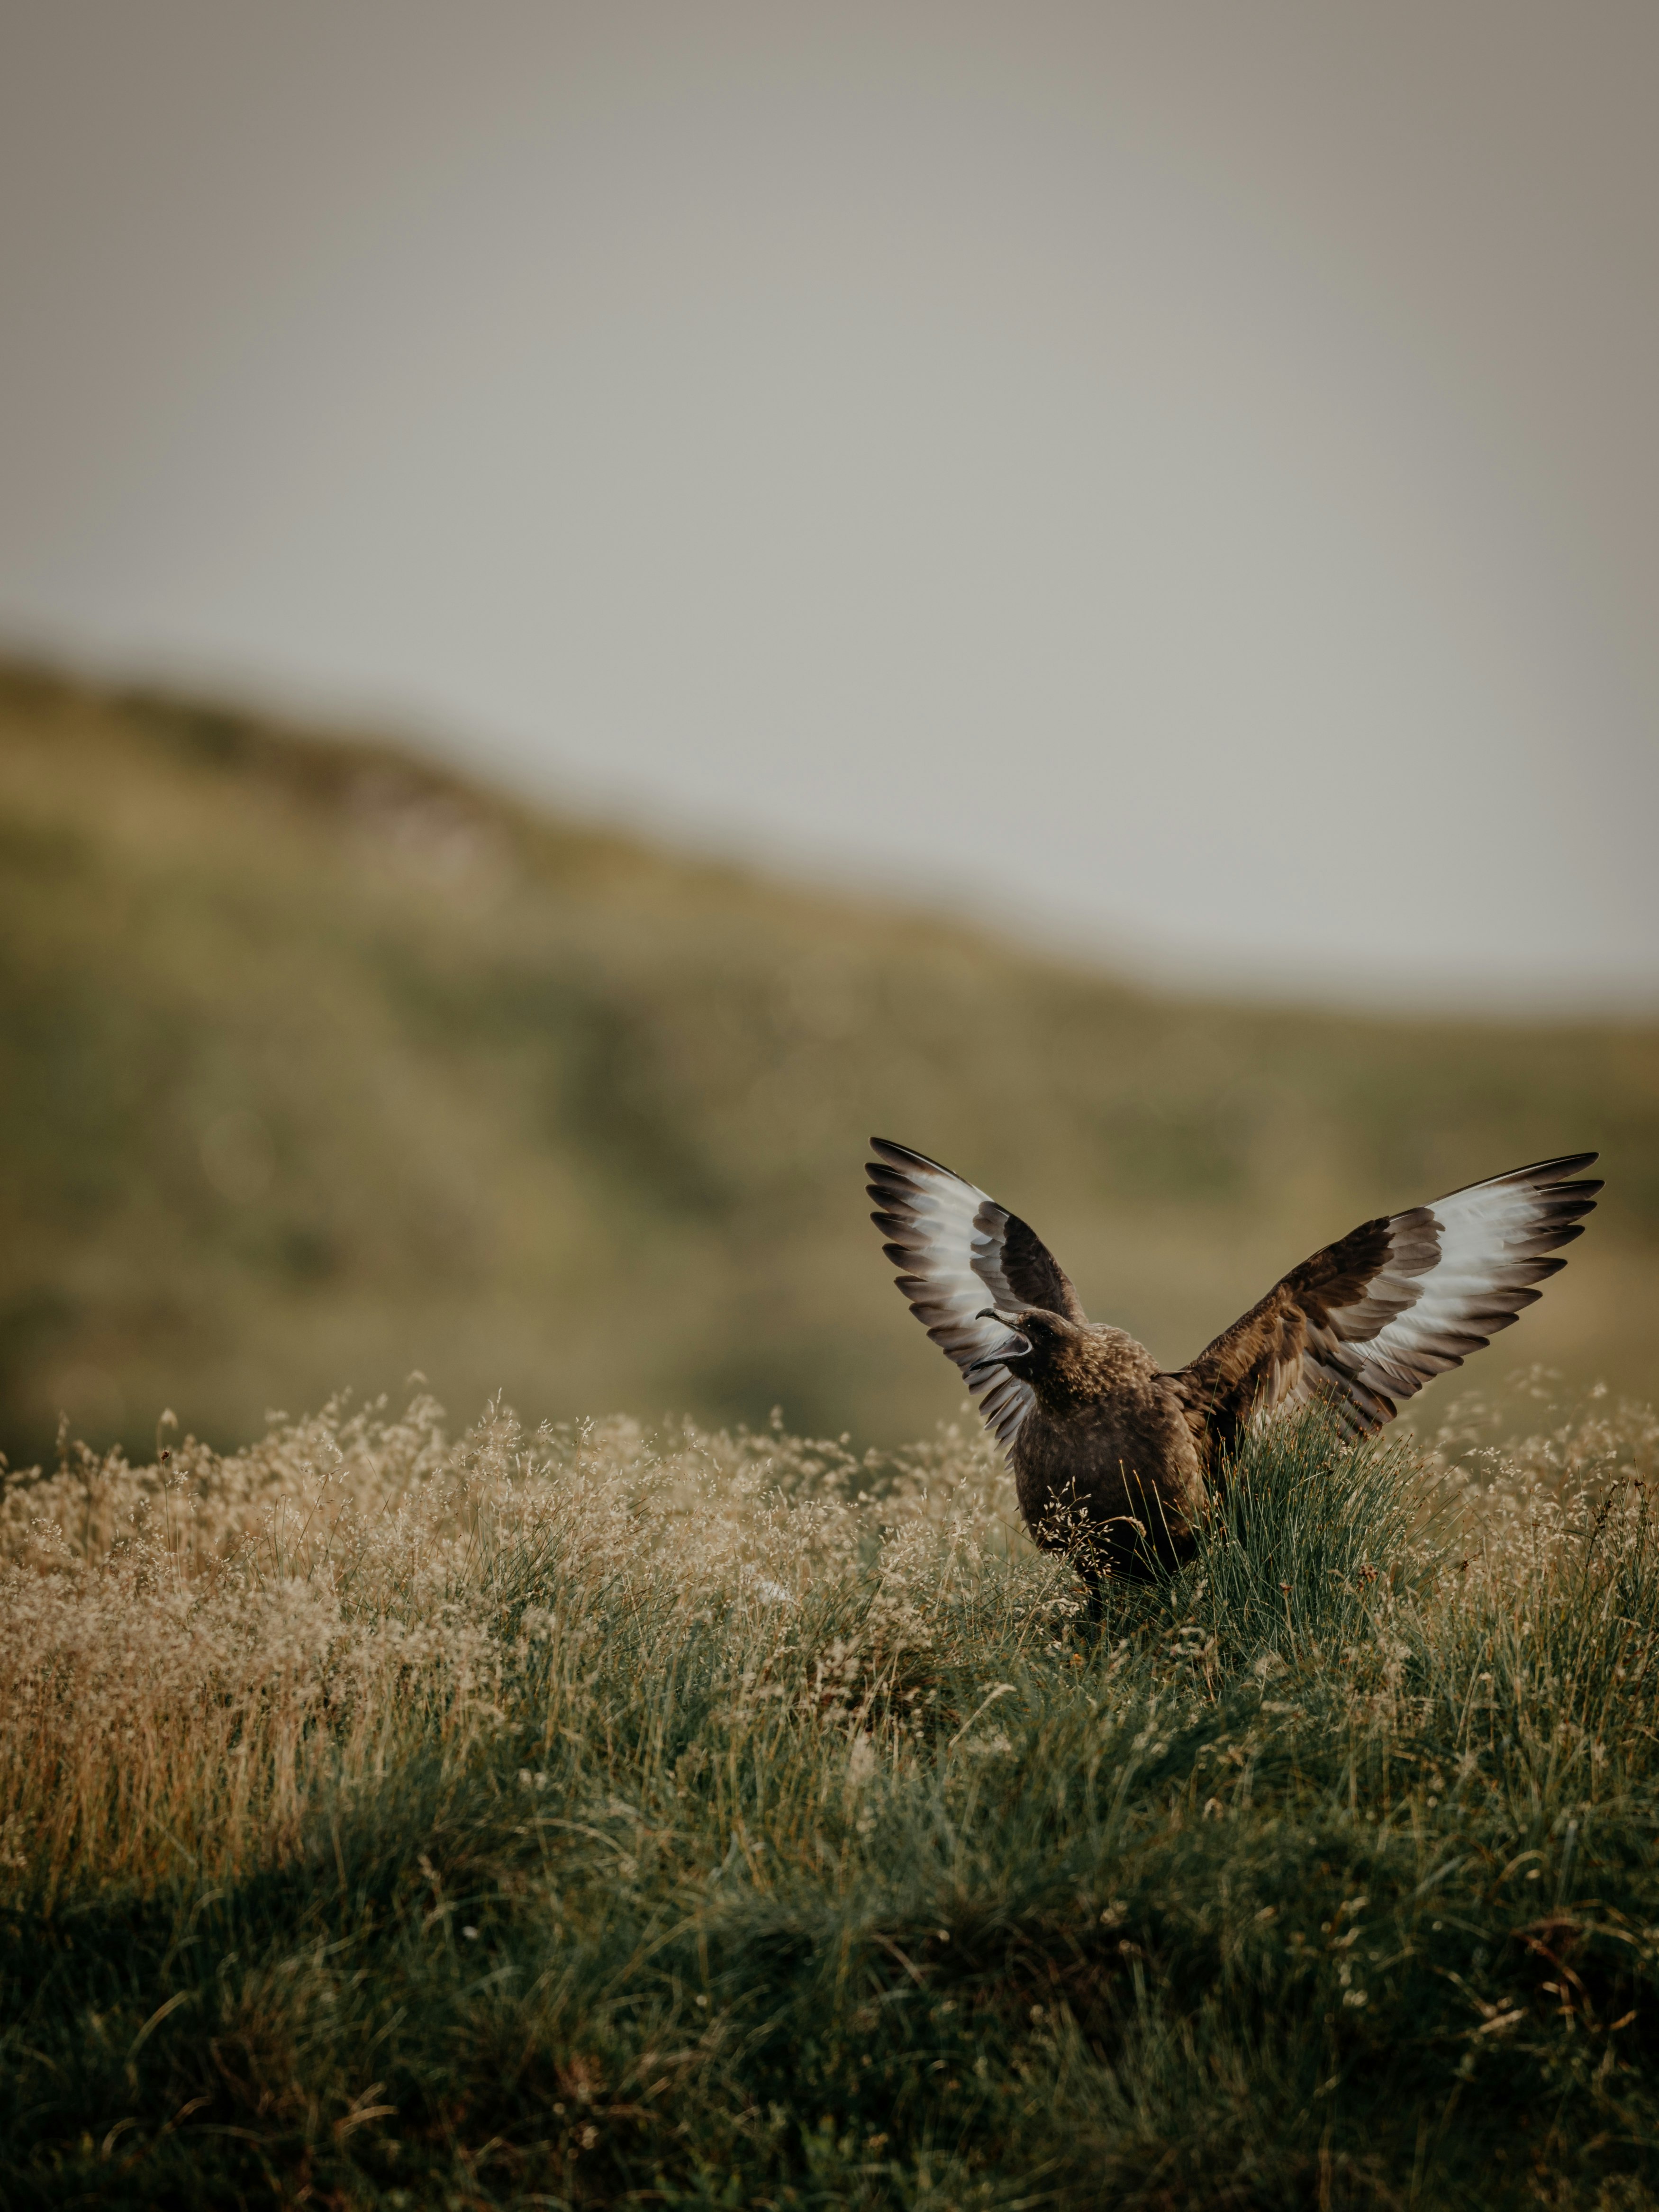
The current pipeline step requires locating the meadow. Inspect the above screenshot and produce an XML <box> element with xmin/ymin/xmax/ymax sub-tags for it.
<box><xmin>4</xmin><ymin>1379</ymin><xmax>1658</xmax><ymax>2208</ymax></box>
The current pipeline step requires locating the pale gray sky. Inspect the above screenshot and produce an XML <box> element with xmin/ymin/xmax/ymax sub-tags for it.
<box><xmin>2</xmin><ymin>0</ymin><xmax>1655</xmax><ymax>1006</ymax></box>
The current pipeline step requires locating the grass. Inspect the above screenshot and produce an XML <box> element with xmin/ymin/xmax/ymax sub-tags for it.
<box><xmin>3</xmin><ymin>653</ymin><xmax>1658</xmax><ymax>1468</ymax></box>
<box><xmin>5</xmin><ymin>1385</ymin><xmax>1659</xmax><ymax>2207</ymax></box>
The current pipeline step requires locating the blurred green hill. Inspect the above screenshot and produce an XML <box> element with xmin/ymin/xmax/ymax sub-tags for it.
<box><xmin>2</xmin><ymin>657</ymin><xmax>1654</xmax><ymax>1469</ymax></box>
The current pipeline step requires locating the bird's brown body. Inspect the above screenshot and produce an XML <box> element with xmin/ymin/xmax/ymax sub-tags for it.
<box><xmin>1008</xmin><ymin>1325</ymin><xmax>1207</xmax><ymax>1577</ymax></box>
<box><xmin>867</xmin><ymin>1138</ymin><xmax>1601</xmax><ymax>1596</ymax></box>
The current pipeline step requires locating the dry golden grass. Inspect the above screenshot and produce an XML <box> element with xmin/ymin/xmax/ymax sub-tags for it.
<box><xmin>1</xmin><ymin>1392</ymin><xmax>1028</xmax><ymax>1904</ymax></box>
<box><xmin>5</xmin><ymin>1382</ymin><xmax>1659</xmax><ymax>2204</ymax></box>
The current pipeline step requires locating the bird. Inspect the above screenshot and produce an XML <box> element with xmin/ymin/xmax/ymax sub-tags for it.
<box><xmin>867</xmin><ymin>1138</ymin><xmax>1600</xmax><ymax>1599</ymax></box>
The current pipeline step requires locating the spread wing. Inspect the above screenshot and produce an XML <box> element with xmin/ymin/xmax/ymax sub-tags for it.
<box><xmin>1176</xmin><ymin>1153</ymin><xmax>1601</xmax><ymax>1450</ymax></box>
<box><xmin>867</xmin><ymin>1138</ymin><xmax>1087</xmax><ymax>1447</ymax></box>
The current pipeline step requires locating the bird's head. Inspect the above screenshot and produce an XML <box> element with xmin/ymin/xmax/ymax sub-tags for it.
<box><xmin>965</xmin><ymin>1305</ymin><xmax>1084</xmax><ymax>1386</ymax></box>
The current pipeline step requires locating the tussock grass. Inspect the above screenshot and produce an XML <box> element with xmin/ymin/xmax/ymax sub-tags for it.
<box><xmin>3</xmin><ymin>1391</ymin><xmax>1659</xmax><ymax>2207</ymax></box>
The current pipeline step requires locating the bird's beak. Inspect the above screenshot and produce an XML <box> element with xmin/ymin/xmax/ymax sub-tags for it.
<box><xmin>966</xmin><ymin>1309</ymin><xmax>1031</xmax><ymax>1378</ymax></box>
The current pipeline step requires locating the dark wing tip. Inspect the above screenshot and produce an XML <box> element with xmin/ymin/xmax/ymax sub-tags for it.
<box><xmin>869</xmin><ymin>1135</ymin><xmax>960</xmax><ymax>1177</ymax></box>
<box><xmin>1431</xmin><ymin>1151</ymin><xmax>1603</xmax><ymax>1216</ymax></box>
<box><xmin>1500</xmin><ymin>1151</ymin><xmax>1599</xmax><ymax>1187</ymax></box>
<box><xmin>869</xmin><ymin>1135</ymin><xmax>916</xmax><ymax>1167</ymax></box>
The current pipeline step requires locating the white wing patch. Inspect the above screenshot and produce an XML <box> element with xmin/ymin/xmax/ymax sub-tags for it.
<box><xmin>1315</xmin><ymin>1154</ymin><xmax>1600</xmax><ymax>1423</ymax></box>
<box><xmin>866</xmin><ymin>1141</ymin><xmax>1039</xmax><ymax>1447</ymax></box>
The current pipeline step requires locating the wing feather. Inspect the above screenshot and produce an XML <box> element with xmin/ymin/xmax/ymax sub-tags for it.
<box><xmin>1177</xmin><ymin>1153</ymin><xmax>1601</xmax><ymax>1447</ymax></box>
<box><xmin>867</xmin><ymin>1138</ymin><xmax>1085</xmax><ymax>1448</ymax></box>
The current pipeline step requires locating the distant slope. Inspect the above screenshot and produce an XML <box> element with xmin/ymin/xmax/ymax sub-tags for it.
<box><xmin>2</xmin><ymin>657</ymin><xmax>1654</xmax><ymax>1468</ymax></box>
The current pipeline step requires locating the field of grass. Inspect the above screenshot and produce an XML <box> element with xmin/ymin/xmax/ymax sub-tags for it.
<box><xmin>3</xmin><ymin>654</ymin><xmax>1658</xmax><ymax>1475</ymax></box>
<box><xmin>5</xmin><ymin>1381</ymin><xmax>1659</xmax><ymax>2207</ymax></box>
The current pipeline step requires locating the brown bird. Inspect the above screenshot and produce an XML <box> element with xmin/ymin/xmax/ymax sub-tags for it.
<box><xmin>867</xmin><ymin>1138</ymin><xmax>1600</xmax><ymax>1598</ymax></box>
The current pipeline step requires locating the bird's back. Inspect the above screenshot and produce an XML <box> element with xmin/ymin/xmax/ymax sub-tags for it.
<box><xmin>1010</xmin><ymin>1325</ymin><xmax>1208</xmax><ymax>1572</ymax></box>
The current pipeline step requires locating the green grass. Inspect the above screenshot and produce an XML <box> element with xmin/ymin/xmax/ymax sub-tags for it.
<box><xmin>2</xmin><ymin>654</ymin><xmax>1658</xmax><ymax>1469</ymax></box>
<box><xmin>4</xmin><ymin>1390</ymin><xmax>1658</xmax><ymax>2207</ymax></box>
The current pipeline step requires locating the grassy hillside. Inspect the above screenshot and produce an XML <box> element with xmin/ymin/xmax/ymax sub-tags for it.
<box><xmin>1</xmin><ymin>657</ymin><xmax>1655</xmax><ymax>1469</ymax></box>
<box><xmin>5</xmin><ymin>1395</ymin><xmax>1658</xmax><ymax>2204</ymax></box>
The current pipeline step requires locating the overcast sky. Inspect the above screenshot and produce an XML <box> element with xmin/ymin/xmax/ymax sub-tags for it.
<box><xmin>2</xmin><ymin>0</ymin><xmax>1655</xmax><ymax>1007</ymax></box>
